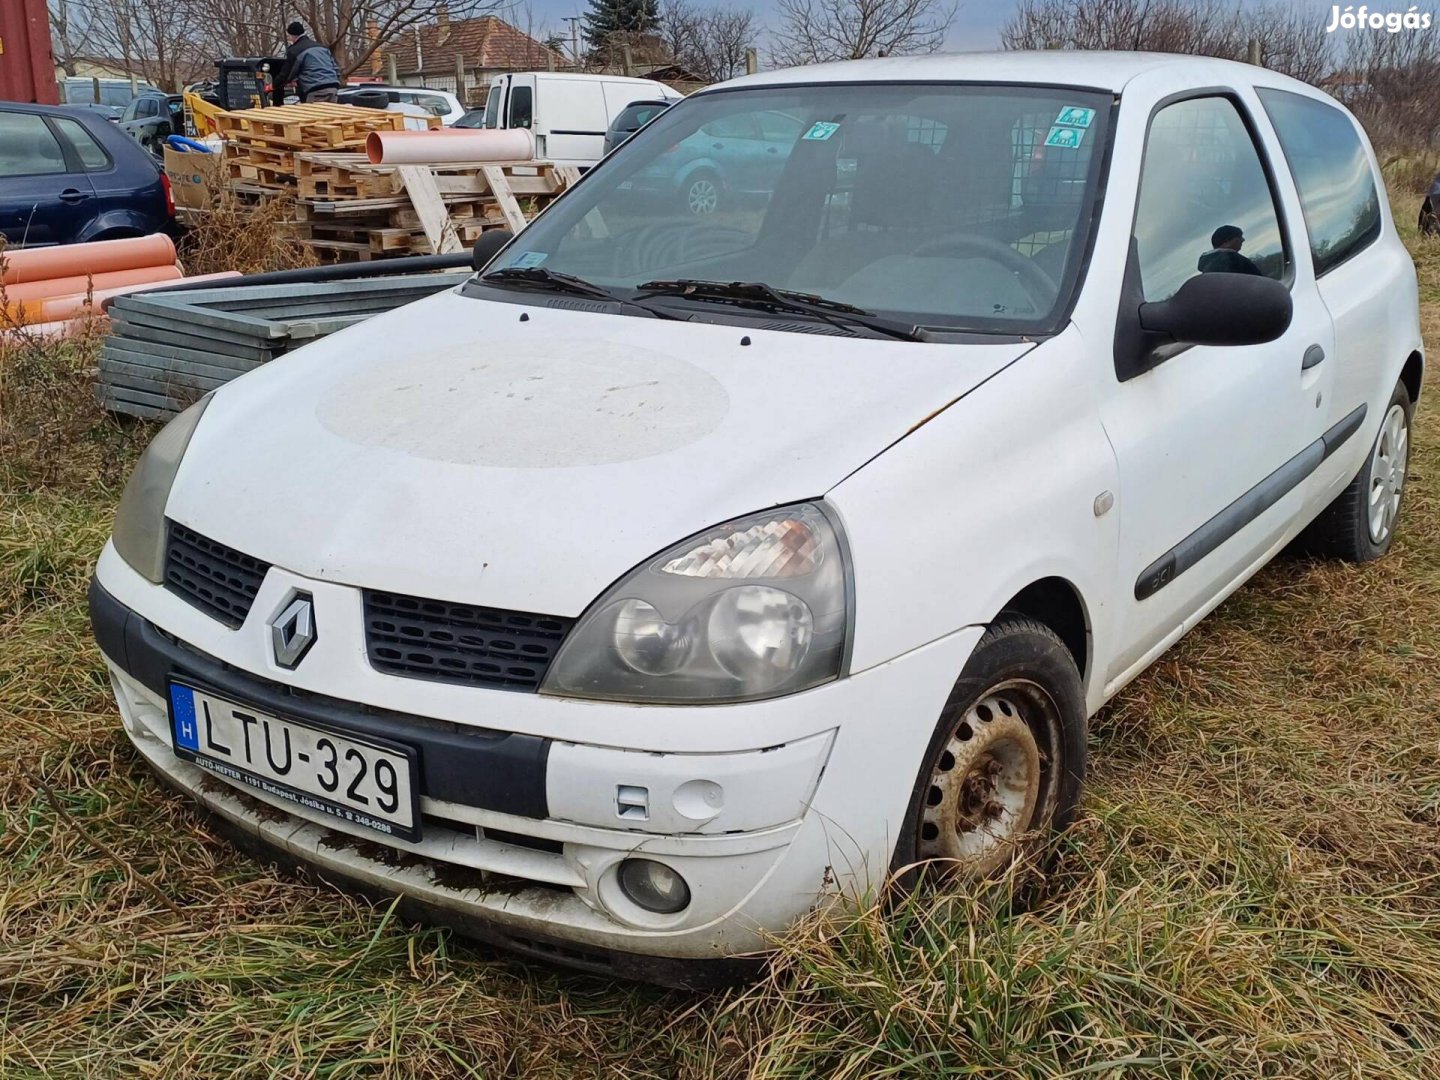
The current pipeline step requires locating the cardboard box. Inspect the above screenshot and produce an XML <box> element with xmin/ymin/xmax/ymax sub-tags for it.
<box><xmin>163</xmin><ymin>146</ymin><xmax>222</xmax><ymax>211</ymax></box>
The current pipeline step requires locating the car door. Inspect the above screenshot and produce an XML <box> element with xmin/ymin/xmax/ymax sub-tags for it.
<box><xmin>0</xmin><ymin>109</ymin><xmax>94</xmax><ymax>246</ymax></box>
<box><xmin>1098</xmin><ymin>89</ymin><xmax>1337</xmax><ymax>689</ymax></box>
<box><xmin>1255</xmin><ymin>88</ymin><xmax>1397</xmax><ymax>507</ymax></box>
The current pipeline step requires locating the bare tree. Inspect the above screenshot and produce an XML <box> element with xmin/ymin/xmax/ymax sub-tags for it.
<box><xmin>47</xmin><ymin>0</ymin><xmax>96</xmax><ymax>77</ymax></box>
<box><xmin>660</xmin><ymin>0</ymin><xmax>755</xmax><ymax>81</ymax></box>
<box><xmin>770</xmin><ymin>0</ymin><xmax>956</xmax><ymax>67</ymax></box>
<box><xmin>1000</xmin><ymin>0</ymin><xmax>1332</xmax><ymax>84</ymax></box>
<box><xmin>61</xmin><ymin>0</ymin><xmax>209</xmax><ymax>90</ymax></box>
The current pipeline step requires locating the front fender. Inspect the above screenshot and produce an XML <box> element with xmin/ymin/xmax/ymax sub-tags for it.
<box><xmin>826</xmin><ymin>325</ymin><xmax>1121</xmax><ymax>711</ymax></box>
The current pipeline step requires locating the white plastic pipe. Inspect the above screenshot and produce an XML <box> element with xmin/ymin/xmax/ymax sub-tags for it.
<box><xmin>366</xmin><ymin>128</ymin><xmax>537</xmax><ymax>165</ymax></box>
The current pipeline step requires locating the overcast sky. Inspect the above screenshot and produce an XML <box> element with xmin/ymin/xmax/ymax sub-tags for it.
<box><xmin>502</xmin><ymin>0</ymin><xmax>1345</xmax><ymax>57</ymax></box>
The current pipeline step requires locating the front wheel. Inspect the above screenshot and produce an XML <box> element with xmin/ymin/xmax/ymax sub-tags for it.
<box><xmin>892</xmin><ymin>617</ymin><xmax>1087</xmax><ymax>886</ymax></box>
<box><xmin>1296</xmin><ymin>378</ymin><xmax>1413</xmax><ymax>562</ymax></box>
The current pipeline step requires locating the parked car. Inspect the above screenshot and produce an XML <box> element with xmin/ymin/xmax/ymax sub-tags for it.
<box><xmin>58</xmin><ymin>76</ymin><xmax>160</xmax><ymax>120</ymax></box>
<box><xmin>118</xmin><ymin>93</ymin><xmax>185</xmax><ymax>155</ymax></box>
<box><xmin>619</xmin><ymin>107</ymin><xmax>804</xmax><ymax>214</ymax></box>
<box><xmin>0</xmin><ymin>103</ymin><xmax>172</xmax><ymax>247</ymax></box>
<box><xmin>342</xmin><ymin>84</ymin><xmax>465</xmax><ymax>126</ymax></box>
<box><xmin>1419</xmin><ymin>172</ymin><xmax>1440</xmax><ymax>235</ymax></box>
<box><xmin>481</xmin><ymin>72</ymin><xmax>684</xmax><ymax>168</ymax></box>
<box><xmin>603</xmin><ymin>98</ymin><xmax>672</xmax><ymax>155</ymax></box>
<box><xmin>92</xmin><ymin>52</ymin><xmax>1420</xmax><ymax>988</ymax></box>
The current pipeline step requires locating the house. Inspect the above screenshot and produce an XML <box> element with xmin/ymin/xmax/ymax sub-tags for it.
<box><xmin>379</xmin><ymin>15</ymin><xmax>567</xmax><ymax>106</ymax></box>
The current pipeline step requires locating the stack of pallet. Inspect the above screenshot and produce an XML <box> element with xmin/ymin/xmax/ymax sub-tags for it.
<box><xmin>292</xmin><ymin>153</ymin><xmax>580</xmax><ymax>259</ymax></box>
<box><xmin>220</xmin><ymin>104</ymin><xmax>425</xmax><ymax>195</ymax></box>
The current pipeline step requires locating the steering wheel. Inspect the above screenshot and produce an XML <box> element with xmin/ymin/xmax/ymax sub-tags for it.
<box><xmin>910</xmin><ymin>231</ymin><xmax>1058</xmax><ymax>307</ymax></box>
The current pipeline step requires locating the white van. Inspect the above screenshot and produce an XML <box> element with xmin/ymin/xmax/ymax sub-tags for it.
<box><xmin>481</xmin><ymin>72</ymin><xmax>683</xmax><ymax>167</ymax></box>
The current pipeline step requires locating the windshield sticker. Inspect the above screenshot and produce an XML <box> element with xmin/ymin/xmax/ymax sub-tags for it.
<box><xmin>1054</xmin><ymin>105</ymin><xmax>1095</xmax><ymax>129</ymax></box>
<box><xmin>803</xmin><ymin>121</ymin><xmax>842</xmax><ymax>141</ymax></box>
<box><xmin>1044</xmin><ymin>126</ymin><xmax>1086</xmax><ymax>149</ymax></box>
<box><xmin>513</xmin><ymin>251</ymin><xmax>548</xmax><ymax>268</ymax></box>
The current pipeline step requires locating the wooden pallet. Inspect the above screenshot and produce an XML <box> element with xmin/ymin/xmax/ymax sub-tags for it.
<box><xmin>291</xmin><ymin>158</ymin><xmax>579</xmax><ymax>259</ymax></box>
<box><xmin>294</xmin><ymin>153</ymin><xmax>571</xmax><ymax>200</ymax></box>
<box><xmin>215</xmin><ymin>103</ymin><xmax>407</xmax><ymax>150</ymax></box>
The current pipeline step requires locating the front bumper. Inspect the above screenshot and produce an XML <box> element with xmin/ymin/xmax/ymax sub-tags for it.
<box><xmin>91</xmin><ymin>549</ymin><xmax>981</xmax><ymax>983</ymax></box>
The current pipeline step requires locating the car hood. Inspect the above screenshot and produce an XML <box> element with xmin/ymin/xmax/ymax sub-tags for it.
<box><xmin>169</xmin><ymin>289</ymin><xmax>1032</xmax><ymax>615</ymax></box>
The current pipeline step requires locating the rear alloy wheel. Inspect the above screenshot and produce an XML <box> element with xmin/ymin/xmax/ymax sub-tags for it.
<box><xmin>1295</xmin><ymin>378</ymin><xmax>1413</xmax><ymax>562</ymax></box>
<box><xmin>1368</xmin><ymin>402</ymin><xmax>1409</xmax><ymax>546</ymax></box>
<box><xmin>684</xmin><ymin>175</ymin><xmax>720</xmax><ymax>216</ymax></box>
<box><xmin>894</xmin><ymin>617</ymin><xmax>1087</xmax><ymax>887</ymax></box>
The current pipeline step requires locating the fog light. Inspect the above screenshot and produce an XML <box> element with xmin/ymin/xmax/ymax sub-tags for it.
<box><xmin>617</xmin><ymin>858</ymin><xmax>690</xmax><ymax>914</ymax></box>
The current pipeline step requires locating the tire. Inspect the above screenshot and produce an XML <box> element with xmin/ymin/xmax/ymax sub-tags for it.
<box><xmin>891</xmin><ymin>616</ymin><xmax>1087</xmax><ymax>888</ymax></box>
<box><xmin>1296</xmin><ymin>378</ymin><xmax>1413</xmax><ymax>562</ymax></box>
<box><xmin>681</xmin><ymin>172</ymin><xmax>721</xmax><ymax>216</ymax></box>
<box><xmin>1421</xmin><ymin>200</ymin><xmax>1440</xmax><ymax>236</ymax></box>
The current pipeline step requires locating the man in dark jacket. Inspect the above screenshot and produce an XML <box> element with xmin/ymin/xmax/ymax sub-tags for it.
<box><xmin>279</xmin><ymin>21</ymin><xmax>341</xmax><ymax>103</ymax></box>
<box><xmin>1197</xmin><ymin>224</ymin><xmax>1262</xmax><ymax>276</ymax></box>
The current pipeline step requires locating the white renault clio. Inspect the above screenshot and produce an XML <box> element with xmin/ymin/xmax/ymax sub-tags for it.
<box><xmin>92</xmin><ymin>52</ymin><xmax>1421</xmax><ymax>986</ymax></box>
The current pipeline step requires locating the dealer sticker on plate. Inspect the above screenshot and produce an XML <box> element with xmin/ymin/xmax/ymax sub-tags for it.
<box><xmin>169</xmin><ymin>682</ymin><xmax>421</xmax><ymax>841</ymax></box>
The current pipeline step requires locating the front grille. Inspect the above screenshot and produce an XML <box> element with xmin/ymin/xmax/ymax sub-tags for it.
<box><xmin>363</xmin><ymin>591</ymin><xmax>573</xmax><ymax>691</ymax></box>
<box><xmin>164</xmin><ymin>523</ymin><xmax>270</xmax><ymax>628</ymax></box>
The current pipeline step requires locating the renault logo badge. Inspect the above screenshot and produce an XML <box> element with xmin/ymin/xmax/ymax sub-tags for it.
<box><xmin>270</xmin><ymin>593</ymin><xmax>316</xmax><ymax>669</ymax></box>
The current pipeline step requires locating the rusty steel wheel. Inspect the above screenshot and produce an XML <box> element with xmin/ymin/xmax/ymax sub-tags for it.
<box><xmin>894</xmin><ymin>617</ymin><xmax>1087</xmax><ymax>889</ymax></box>
<box><xmin>916</xmin><ymin>681</ymin><xmax>1059</xmax><ymax>877</ymax></box>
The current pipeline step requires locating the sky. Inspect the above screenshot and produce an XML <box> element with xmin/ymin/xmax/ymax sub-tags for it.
<box><xmin>506</xmin><ymin>0</ymin><xmax>1027</xmax><ymax>53</ymax></box>
<box><xmin>503</xmin><ymin>0</ymin><xmax>1346</xmax><ymax>57</ymax></box>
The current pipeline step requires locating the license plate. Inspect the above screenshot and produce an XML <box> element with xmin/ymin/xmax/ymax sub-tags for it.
<box><xmin>168</xmin><ymin>682</ymin><xmax>421</xmax><ymax>841</ymax></box>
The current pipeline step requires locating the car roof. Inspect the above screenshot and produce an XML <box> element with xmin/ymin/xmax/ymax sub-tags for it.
<box><xmin>710</xmin><ymin>49</ymin><xmax>1317</xmax><ymax>96</ymax></box>
<box><xmin>2</xmin><ymin>101</ymin><xmax>112</xmax><ymax>120</ymax></box>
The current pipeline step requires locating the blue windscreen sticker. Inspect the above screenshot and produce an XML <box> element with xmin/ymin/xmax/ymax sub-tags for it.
<box><xmin>1044</xmin><ymin>126</ymin><xmax>1086</xmax><ymax>149</ymax></box>
<box><xmin>1055</xmin><ymin>105</ymin><xmax>1095</xmax><ymax>129</ymax></box>
<box><xmin>803</xmin><ymin>121</ymin><xmax>841</xmax><ymax>141</ymax></box>
<box><xmin>512</xmin><ymin>251</ymin><xmax>548</xmax><ymax>268</ymax></box>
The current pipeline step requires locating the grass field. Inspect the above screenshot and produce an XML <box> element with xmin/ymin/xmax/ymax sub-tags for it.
<box><xmin>3</xmin><ymin>220</ymin><xmax>1439</xmax><ymax>1079</ymax></box>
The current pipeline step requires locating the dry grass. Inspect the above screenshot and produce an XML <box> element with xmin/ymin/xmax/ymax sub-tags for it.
<box><xmin>177</xmin><ymin>194</ymin><xmax>318</xmax><ymax>278</ymax></box>
<box><xmin>2</xmin><ymin>204</ymin><xmax>1439</xmax><ymax>1078</ymax></box>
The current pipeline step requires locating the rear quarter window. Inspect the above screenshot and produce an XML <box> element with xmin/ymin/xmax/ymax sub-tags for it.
<box><xmin>52</xmin><ymin>117</ymin><xmax>112</xmax><ymax>170</ymax></box>
<box><xmin>1257</xmin><ymin>88</ymin><xmax>1382</xmax><ymax>276</ymax></box>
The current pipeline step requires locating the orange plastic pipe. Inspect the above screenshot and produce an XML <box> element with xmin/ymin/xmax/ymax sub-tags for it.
<box><xmin>366</xmin><ymin>127</ymin><xmax>536</xmax><ymax>165</ymax></box>
<box><xmin>3</xmin><ymin>265</ymin><xmax>182</xmax><ymax>305</ymax></box>
<box><xmin>1</xmin><ymin>234</ymin><xmax>176</xmax><ymax>285</ymax></box>
<box><xmin>8</xmin><ymin>271</ymin><xmax>241</xmax><ymax>324</ymax></box>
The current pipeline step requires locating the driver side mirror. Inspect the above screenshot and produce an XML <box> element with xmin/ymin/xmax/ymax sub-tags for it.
<box><xmin>1138</xmin><ymin>272</ymin><xmax>1292</xmax><ymax>347</ymax></box>
<box><xmin>471</xmin><ymin>228</ymin><xmax>514</xmax><ymax>271</ymax></box>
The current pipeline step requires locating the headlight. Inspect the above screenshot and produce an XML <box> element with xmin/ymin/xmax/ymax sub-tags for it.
<box><xmin>541</xmin><ymin>502</ymin><xmax>851</xmax><ymax>704</ymax></box>
<box><xmin>112</xmin><ymin>396</ymin><xmax>211</xmax><ymax>582</ymax></box>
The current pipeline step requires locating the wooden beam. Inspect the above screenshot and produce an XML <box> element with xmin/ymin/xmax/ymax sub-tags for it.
<box><xmin>397</xmin><ymin>165</ymin><xmax>463</xmax><ymax>253</ymax></box>
<box><xmin>480</xmin><ymin>166</ymin><xmax>530</xmax><ymax>232</ymax></box>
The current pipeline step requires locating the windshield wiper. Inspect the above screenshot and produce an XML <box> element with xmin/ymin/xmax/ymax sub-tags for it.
<box><xmin>635</xmin><ymin>279</ymin><xmax>928</xmax><ymax>342</ymax></box>
<box><xmin>481</xmin><ymin>266</ymin><xmax>680</xmax><ymax>319</ymax></box>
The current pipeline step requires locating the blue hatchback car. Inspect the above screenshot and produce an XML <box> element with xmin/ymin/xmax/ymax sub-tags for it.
<box><xmin>0</xmin><ymin>102</ymin><xmax>173</xmax><ymax>248</ymax></box>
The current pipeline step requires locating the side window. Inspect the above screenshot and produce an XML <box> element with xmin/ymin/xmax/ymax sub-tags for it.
<box><xmin>484</xmin><ymin>86</ymin><xmax>501</xmax><ymax>128</ymax></box>
<box><xmin>0</xmin><ymin>112</ymin><xmax>69</xmax><ymax>177</ymax></box>
<box><xmin>508</xmin><ymin>86</ymin><xmax>533</xmax><ymax>129</ymax></box>
<box><xmin>1257</xmin><ymin>89</ymin><xmax>1381</xmax><ymax>276</ymax></box>
<box><xmin>701</xmin><ymin>114</ymin><xmax>757</xmax><ymax>140</ymax></box>
<box><xmin>1132</xmin><ymin>96</ymin><xmax>1288</xmax><ymax>302</ymax></box>
<box><xmin>52</xmin><ymin>117</ymin><xmax>111</xmax><ymax>170</ymax></box>
<box><xmin>758</xmin><ymin>111</ymin><xmax>803</xmax><ymax>143</ymax></box>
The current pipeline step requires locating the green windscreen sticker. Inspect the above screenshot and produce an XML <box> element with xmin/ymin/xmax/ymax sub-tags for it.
<box><xmin>803</xmin><ymin>121</ymin><xmax>841</xmax><ymax>141</ymax></box>
<box><xmin>1055</xmin><ymin>105</ymin><xmax>1095</xmax><ymax>128</ymax></box>
<box><xmin>1044</xmin><ymin>126</ymin><xmax>1085</xmax><ymax>149</ymax></box>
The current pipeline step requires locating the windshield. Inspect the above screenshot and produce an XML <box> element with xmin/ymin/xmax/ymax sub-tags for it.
<box><xmin>484</xmin><ymin>83</ymin><xmax>1111</xmax><ymax>334</ymax></box>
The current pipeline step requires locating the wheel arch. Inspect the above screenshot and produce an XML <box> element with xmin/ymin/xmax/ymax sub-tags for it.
<box><xmin>994</xmin><ymin>576</ymin><xmax>1090</xmax><ymax>685</ymax></box>
<box><xmin>1401</xmin><ymin>350</ymin><xmax>1424</xmax><ymax>404</ymax></box>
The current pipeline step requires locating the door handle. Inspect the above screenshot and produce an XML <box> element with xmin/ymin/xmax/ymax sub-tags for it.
<box><xmin>1302</xmin><ymin>344</ymin><xmax>1325</xmax><ymax>370</ymax></box>
<box><xmin>58</xmin><ymin>188</ymin><xmax>89</xmax><ymax>203</ymax></box>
